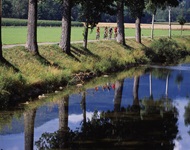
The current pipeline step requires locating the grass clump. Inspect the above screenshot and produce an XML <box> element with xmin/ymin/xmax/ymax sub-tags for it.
<box><xmin>144</xmin><ymin>38</ymin><xmax>189</xmax><ymax>64</ymax></box>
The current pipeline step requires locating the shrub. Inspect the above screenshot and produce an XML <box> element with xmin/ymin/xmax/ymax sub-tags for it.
<box><xmin>144</xmin><ymin>38</ymin><xmax>189</xmax><ymax>64</ymax></box>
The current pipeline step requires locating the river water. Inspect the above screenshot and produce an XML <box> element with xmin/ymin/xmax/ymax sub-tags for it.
<box><xmin>0</xmin><ymin>64</ymin><xmax>190</xmax><ymax>150</ymax></box>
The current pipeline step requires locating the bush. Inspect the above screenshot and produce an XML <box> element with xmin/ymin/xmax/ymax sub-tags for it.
<box><xmin>144</xmin><ymin>38</ymin><xmax>189</xmax><ymax>64</ymax></box>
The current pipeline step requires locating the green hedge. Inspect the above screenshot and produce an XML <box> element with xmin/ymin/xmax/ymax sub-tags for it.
<box><xmin>2</xmin><ymin>18</ymin><xmax>84</xmax><ymax>27</ymax></box>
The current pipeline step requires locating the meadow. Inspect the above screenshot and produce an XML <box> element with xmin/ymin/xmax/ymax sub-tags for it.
<box><xmin>2</xmin><ymin>26</ymin><xmax>190</xmax><ymax>45</ymax></box>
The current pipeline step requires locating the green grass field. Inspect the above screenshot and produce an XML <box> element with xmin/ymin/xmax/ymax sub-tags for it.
<box><xmin>2</xmin><ymin>26</ymin><xmax>190</xmax><ymax>45</ymax></box>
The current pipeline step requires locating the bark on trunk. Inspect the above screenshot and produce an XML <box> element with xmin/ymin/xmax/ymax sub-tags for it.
<box><xmin>151</xmin><ymin>14</ymin><xmax>155</xmax><ymax>39</ymax></box>
<box><xmin>24</xmin><ymin>109</ymin><xmax>36</xmax><ymax>150</ymax></box>
<box><xmin>83</xmin><ymin>23</ymin><xmax>89</xmax><ymax>49</ymax></box>
<box><xmin>181</xmin><ymin>25</ymin><xmax>183</xmax><ymax>36</ymax></box>
<box><xmin>59</xmin><ymin>0</ymin><xmax>71</xmax><ymax>54</ymax></box>
<box><xmin>116</xmin><ymin>0</ymin><xmax>125</xmax><ymax>45</ymax></box>
<box><xmin>0</xmin><ymin>0</ymin><xmax>2</xmax><ymax>59</ymax></box>
<box><xmin>26</xmin><ymin>0</ymin><xmax>38</xmax><ymax>55</ymax></box>
<box><xmin>168</xmin><ymin>6</ymin><xmax>171</xmax><ymax>39</ymax></box>
<box><xmin>135</xmin><ymin>17</ymin><xmax>141</xmax><ymax>43</ymax></box>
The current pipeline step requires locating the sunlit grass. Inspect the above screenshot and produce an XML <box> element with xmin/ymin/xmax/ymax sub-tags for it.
<box><xmin>1</xmin><ymin>36</ymin><xmax>190</xmax><ymax>105</ymax></box>
<box><xmin>0</xmin><ymin>39</ymin><xmax>148</xmax><ymax>102</ymax></box>
<box><xmin>2</xmin><ymin>26</ymin><xmax>190</xmax><ymax>45</ymax></box>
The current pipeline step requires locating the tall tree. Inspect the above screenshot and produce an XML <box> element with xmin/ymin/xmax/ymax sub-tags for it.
<box><xmin>0</xmin><ymin>0</ymin><xmax>2</xmax><ymax>60</ymax></box>
<box><xmin>177</xmin><ymin>15</ymin><xmax>186</xmax><ymax>36</ymax></box>
<box><xmin>26</xmin><ymin>0</ymin><xmax>39</xmax><ymax>55</ymax></box>
<box><xmin>168</xmin><ymin>6</ymin><xmax>172</xmax><ymax>38</ymax></box>
<box><xmin>146</xmin><ymin>0</ymin><xmax>157</xmax><ymax>39</ymax></box>
<box><xmin>126</xmin><ymin>0</ymin><xmax>145</xmax><ymax>43</ymax></box>
<box><xmin>79</xmin><ymin>0</ymin><xmax>114</xmax><ymax>49</ymax></box>
<box><xmin>153</xmin><ymin>0</ymin><xmax>181</xmax><ymax>38</ymax></box>
<box><xmin>116</xmin><ymin>0</ymin><xmax>125</xmax><ymax>45</ymax></box>
<box><xmin>59</xmin><ymin>0</ymin><xmax>72</xmax><ymax>54</ymax></box>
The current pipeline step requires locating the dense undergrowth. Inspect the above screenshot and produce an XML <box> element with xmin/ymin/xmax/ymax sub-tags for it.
<box><xmin>0</xmin><ymin>36</ymin><xmax>190</xmax><ymax>109</ymax></box>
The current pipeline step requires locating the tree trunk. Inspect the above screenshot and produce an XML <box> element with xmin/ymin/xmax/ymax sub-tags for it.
<box><xmin>59</xmin><ymin>0</ymin><xmax>72</xmax><ymax>54</ymax></box>
<box><xmin>151</xmin><ymin>14</ymin><xmax>155</xmax><ymax>39</ymax></box>
<box><xmin>58</xmin><ymin>95</ymin><xmax>69</xmax><ymax>148</ymax></box>
<box><xmin>24</xmin><ymin>109</ymin><xmax>36</xmax><ymax>150</ymax></box>
<box><xmin>135</xmin><ymin>17</ymin><xmax>141</xmax><ymax>43</ymax></box>
<box><xmin>181</xmin><ymin>25</ymin><xmax>183</xmax><ymax>36</ymax></box>
<box><xmin>83</xmin><ymin>23</ymin><xmax>89</xmax><ymax>49</ymax></box>
<box><xmin>168</xmin><ymin>6</ymin><xmax>171</xmax><ymax>39</ymax></box>
<box><xmin>26</xmin><ymin>0</ymin><xmax>38</xmax><ymax>55</ymax></box>
<box><xmin>116</xmin><ymin>0</ymin><xmax>125</xmax><ymax>45</ymax></box>
<box><xmin>0</xmin><ymin>0</ymin><xmax>2</xmax><ymax>59</ymax></box>
<box><xmin>114</xmin><ymin>80</ymin><xmax>124</xmax><ymax>112</ymax></box>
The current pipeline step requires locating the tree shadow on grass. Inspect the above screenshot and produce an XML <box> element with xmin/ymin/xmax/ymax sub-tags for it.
<box><xmin>34</xmin><ymin>54</ymin><xmax>62</xmax><ymax>69</ymax></box>
<box><xmin>123</xmin><ymin>43</ymin><xmax>134</xmax><ymax>50</ymax></box>
<box><xmin>0</xmin><ymin>57</ymin><xmax>19</xmax><ymax>72</ymax></box>
<box><xmin>70</xmin><ymin>45</ymin><xmax>100</xmax><ymax>59</ymax></box>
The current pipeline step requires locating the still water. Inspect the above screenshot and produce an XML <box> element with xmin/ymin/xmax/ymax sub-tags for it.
<box><xmin>0</xmin><ymin>65</ymin><xmax>190</xmax><ymax>150</ymax></box>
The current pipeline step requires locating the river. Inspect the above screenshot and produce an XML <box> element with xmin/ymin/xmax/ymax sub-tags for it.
<box><xmin>0</xmin><ymin>64</ymin><xmax>190</xmax><ymax>150</ymax></box>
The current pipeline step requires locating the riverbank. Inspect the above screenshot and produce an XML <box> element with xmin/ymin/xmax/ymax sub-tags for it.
<box><xmin>1</xmin><ymin>36</ymin><xmax>190</xmax><ymax>109</ymax></box>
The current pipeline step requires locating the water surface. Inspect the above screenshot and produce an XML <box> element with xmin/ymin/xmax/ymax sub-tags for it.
<box><xmin>0</xmin><ymin>65</ymin><xmax>190</xmax><ymax>150</ymax></box>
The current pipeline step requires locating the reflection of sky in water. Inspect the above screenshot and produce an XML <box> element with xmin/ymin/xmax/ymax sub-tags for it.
<box><xmin>174</xmin><ymin>98</ymin><xmax>190</xmax><ymax>150</ymax></box>
<box><xmin>1</xmin><ymin>98</ymin><xmax>190</xmax><ymax>150</ymax></box>
<box><xmin>0</xmin><ymin>112</ymin><xmax>94</xmax><ymax>150</ymax></box>
<box><xmin>1</xmin><ymin>66</ymin><xmax>190</xmax><ymax>150</ymax></box>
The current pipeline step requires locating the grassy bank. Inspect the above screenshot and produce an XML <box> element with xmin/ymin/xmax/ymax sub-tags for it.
<box><xmin>1</xmin><ymin>36</ymin><xmax>190</xmax><ymax>109</ymax></box>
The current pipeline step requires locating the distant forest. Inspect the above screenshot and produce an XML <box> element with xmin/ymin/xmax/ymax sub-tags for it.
<box><xmin>2</xmin><ymin>0</ymin><xmax>190</xmax><ymax>23</ymax></box>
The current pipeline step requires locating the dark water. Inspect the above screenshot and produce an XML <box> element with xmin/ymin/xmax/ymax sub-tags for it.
<box><xmin>1</xmin><ymin>64</ymin><xmax>190</xmax><ymax>150</ymax></box>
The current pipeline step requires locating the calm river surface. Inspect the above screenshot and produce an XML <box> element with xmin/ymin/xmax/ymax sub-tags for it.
<box><xmin>1</xmin><ymin>64</ymin><xmax>190</xmax><ymax>150</ymax></box>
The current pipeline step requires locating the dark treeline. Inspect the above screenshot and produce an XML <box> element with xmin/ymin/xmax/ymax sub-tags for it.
<box><xmin>2</xmin><ymin>0</ymin><xmax>190</xmax><ymax>22</ymax></box>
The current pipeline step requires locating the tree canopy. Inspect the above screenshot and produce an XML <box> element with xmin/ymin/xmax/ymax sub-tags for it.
<box><xmin>2</xmin><ymin>0</ymin><xmax>189</xmax><ymax>22</ymax></box>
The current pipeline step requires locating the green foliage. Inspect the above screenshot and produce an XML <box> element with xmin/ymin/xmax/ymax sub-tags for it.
<box><xmin>177</xmin><ymin>15</ymin><xmax>186</xmax><ymax>25</ymax></box>
<box><xmin>2</xmin><ymin>18</ymin><xmax>83</xmax><ymax>27</ymax></box>
<box><xmin>126</xmin><ymin>0</ymin><xmax>145</xmax><ymax>18</ymax></box>
<box><xmin>144</xmin><ymin>38</ymin><xmax>189</xmax><ymax>64</ymax></box>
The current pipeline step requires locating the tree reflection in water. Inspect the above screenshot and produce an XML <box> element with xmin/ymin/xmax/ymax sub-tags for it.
<box><xmin>35</xmin><ymin>90</ymin><xmax>178</xmax><ymax>150</ymax></box>
<box><xmin>184</xmin><ymin>101</ymin><xmax>190</xmax><ymax>135</ymax></box>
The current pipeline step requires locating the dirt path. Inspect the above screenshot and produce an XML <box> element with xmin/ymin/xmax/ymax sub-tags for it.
<box><xmin>2</xmin><ymin>22</ymin><xmax>190</xmax><ymax>49</ymax></box>
<box><xmin>2</xmin><ymin>40</ymin><xmax>103</xmax><ymax>49</ymax></box>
